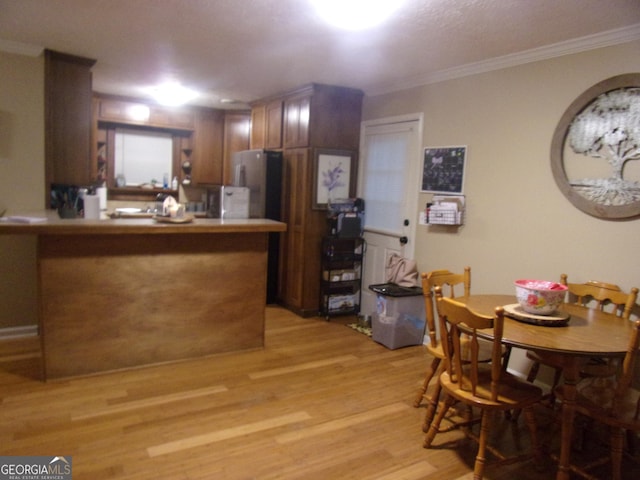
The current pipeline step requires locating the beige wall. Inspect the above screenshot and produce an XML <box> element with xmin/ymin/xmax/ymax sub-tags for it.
<box><xmin>1</xmin><ymin>41</ymin><xmax>639</xmax><ymax>335</ymax></box>
<box><xmin>0</xmin><ymin>51</ymin><xmax>44</xmax><ymax>330</ymax></box>
<box><xmin>363</xmin><ymin>40</ymin><xmax>640</xmax><ymax>300</ymax></box>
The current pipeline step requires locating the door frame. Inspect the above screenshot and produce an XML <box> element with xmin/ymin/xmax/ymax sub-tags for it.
<box><xmin>357</xmin><ymin>113</ymin><xmax>424</xmax><ymax>315</ymax></box>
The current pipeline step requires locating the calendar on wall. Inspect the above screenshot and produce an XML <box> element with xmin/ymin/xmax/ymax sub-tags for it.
<box><xmin>421</xmin><ymin>146</ymin><xmax>467</xmax><ymax>194</ymax></box>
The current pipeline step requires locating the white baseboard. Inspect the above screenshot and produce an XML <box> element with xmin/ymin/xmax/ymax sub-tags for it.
<box><xmin>0</xmin><ymin>325</ymin><xmax>38</xmax><ymax>339</ymax></box>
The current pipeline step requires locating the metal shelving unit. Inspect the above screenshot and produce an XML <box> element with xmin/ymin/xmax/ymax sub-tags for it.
<box><xmin>319</xmin><ymin>236</ymin><xmax>364</xmax><ymax>320</ymax></box>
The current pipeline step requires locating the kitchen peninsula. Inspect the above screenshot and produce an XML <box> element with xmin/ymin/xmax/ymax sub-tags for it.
<box><xmin>0</xmin><ymin>213</ymin><xmax>286</xmax><ymax>380</ymax></box>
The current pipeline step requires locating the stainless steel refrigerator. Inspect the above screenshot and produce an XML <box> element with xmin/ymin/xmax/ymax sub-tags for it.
<box><xmin>231</xmin><ymin>149</ymin><xmax>283</xmax><ymax>303</ymax></box>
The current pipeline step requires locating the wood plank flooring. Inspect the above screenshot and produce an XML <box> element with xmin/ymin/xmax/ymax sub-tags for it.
<box><xmin>1</xmin><ymin>306</ymin><xmax>638</xmax><ymax>479</ymax></box>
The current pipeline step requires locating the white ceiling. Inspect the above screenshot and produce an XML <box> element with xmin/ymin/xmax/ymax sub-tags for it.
<box><xmin>1</xmin><ymin>0</ymin><xmax>640</xmax><ymax>109</ymax></box>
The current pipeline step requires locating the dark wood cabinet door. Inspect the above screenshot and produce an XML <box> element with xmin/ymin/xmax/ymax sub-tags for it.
<box><xmin>280</xmin><ymin>148</ymin><xmax>309</xmax><ymax>307</ymax></box>
<box><xmin>97</xmin><ymin>98</ymin><xmax>194</xmax><ymax>130</ymax></box>
<box><xmin>45</xmin><ymin>50</ymin><xmax>96</xmax><ymax>193</ymax></box>
<box><xmin>283</xmin><ymin>95</ymin><xmax>310</xmax><ymax>148</ymax></box>
<box><xmin>223</xmin><ymin>111</ymin><xmax>251</xmax><ymax>185</ymax></box>
<box><xmin>192</xmin><ymin>108</ymin><xmax>224</xmax><ymax>185</ymax></box>
<box><xmin>250</xmin><ymin>104</ymin><xmax>266</xmax><ymax>149</ymax></box>
<box><xmin>250</xmin><ymin>99</ymin><xmax>283</xmax><ymax>150</ymax></box>
<box><xmin>265</xmin><ymin>100</ymin><xmax>283</xmax><ymax>149</ymax></box>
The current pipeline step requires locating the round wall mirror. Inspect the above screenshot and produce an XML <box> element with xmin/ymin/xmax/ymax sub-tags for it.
<box><xmin>550</xmin><ymin>73</ymin><xmax>640</xmax><ymax>219</ymax></box>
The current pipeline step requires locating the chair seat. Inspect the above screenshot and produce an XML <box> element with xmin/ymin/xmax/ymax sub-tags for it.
<box><xmin>441</xmin><ymin>367</ymin><xmax>543</xmax><ymax>410</ymax></box>
<box><xmin>556</xmin><ymin>379</ymin><xmax>640</xmax><ymax>430</ymax></box>
<box><xmin>527</xmin><ymin>350</ymin><xmax>619</xmax><ymax>380</ymax></box>
<box><xmin>579</xmin><ymin>358</ymin><xmax>619</xmax><ymax>378</ymax></box>
<box><xmin>426</xmin><ymin>343</ymin><xmax>444</xmax><ymax>359</ymax></box>
<box><xmin>429</xmin><ymin>336</ymin><xmax>503</xmax><ymax>362</ymax></box>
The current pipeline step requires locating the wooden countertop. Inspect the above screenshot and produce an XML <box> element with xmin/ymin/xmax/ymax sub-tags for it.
<box><xmin>0</xmin><ymin>211</ymin><xmax>287</xmax><ymax>235</ymax></box>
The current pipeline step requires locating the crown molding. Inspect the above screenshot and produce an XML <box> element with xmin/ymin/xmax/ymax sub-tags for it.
<box><xmin>0</xmin><ymin>38</ymin><xmax>44</xmax><ymax>57</ymax></box>
<box><xmin>366</xmin><ymin>23</ymin><xmax>640</xmax><ymax>97</ymax></box>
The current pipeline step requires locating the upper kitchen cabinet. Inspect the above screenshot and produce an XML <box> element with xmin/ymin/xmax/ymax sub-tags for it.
<box><xmin>223</xmin><ymin>111</ymin><xmax>251</xmax><ymax>185</ymax></box>
<box><xmin>283</xmin><ymin>93</ymin><xmax>310</xmax><ymax>149</ymax></box>
<box><xmin>45</xmin><ymin>50</ymin><xmax>96</xmax><ymax>196</ymax></box>
<box><xmin>284</xmin><ymin>84</ymin><xmax>363</xmax><ymax>150</ymax></box>
<box><xmin>96</xmin><ymin>96</ymin><xmax>195</xmax><ymax>131</ymax></box>
<box><xmin>190</xmin><ymin>107</ymin><xmax>224</xmax><ymax>185</ymax></box>
<box><xmin>250</xmin><ymin>99</ymin><xmax>283</xmax><ymax>150</ymax></box>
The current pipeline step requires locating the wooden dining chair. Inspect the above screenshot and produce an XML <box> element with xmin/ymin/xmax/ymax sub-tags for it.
<box><xmin>423</xmin><ymin>289</ymin><xmax>544</xmax><ymax>480</ymax></box>
<box><xmin>526</xmin><ymin>274</ymin><xmax>639</xmax><ymax>401</ymax></box>
<box><xmin>553</xmin><ymin>320</ymin><xmax>640</xmax><ymax>480</ymax></box>
<box><xmin>413</xmin><ymin>268</ymin><xmax>471</xmax><ymax>431</ymax></box>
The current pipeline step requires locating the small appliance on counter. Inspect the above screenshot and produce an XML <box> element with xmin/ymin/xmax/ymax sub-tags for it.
<box><xmin>327</xmin><ymin>198</ymin><xmax>365</xmax><ymax>238</ymax></box>
<box><xmin>220</xmin><ymin>186</ymin><xmax>250</xmax><ymax>219</ymax></box>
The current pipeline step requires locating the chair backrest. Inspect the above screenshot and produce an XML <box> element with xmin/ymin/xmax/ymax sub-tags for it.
<box><xmin>613</xmin><ymin>320</ymin><xmax>640</xmax><ymax>417</ymax></box>
<box><xmin>421</xmin><ymin>267</ymin><xmax>471</xmax><ymax>348</ymax></box>
<box><xmin>435</xmin><ymin>286</ymin><xmax>504</xmax><ymax>400</ymax></box>
<box><xmin>560</xmin><ymin>274</ymin><xmax>639</xmax><ymax>319</ymax></box>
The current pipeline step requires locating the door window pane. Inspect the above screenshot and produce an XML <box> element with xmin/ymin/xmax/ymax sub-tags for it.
<box><xmin>362</xmin><ymin>130</ymin><xmax>410</xmax><ymax>233</ymax></box>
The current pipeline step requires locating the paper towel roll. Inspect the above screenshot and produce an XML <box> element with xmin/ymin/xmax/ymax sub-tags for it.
<box><xmin>97</xmin><ymin>186</ymin><xmax>107</xmax><ymax>211</ymax></box>
<box><xmin>84</xmin><ymin>194</ymin><xmax>100</xmax><ymax>220</ymax></box>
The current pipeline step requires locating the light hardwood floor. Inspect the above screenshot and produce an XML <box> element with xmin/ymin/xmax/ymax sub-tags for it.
<box><xmin>1</xmin><ymin>306</ymin><xmax>637</xmax><ymax>479</ymax></box>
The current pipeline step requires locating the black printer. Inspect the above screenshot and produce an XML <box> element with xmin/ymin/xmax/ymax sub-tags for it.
<box><xmin>327</xmin><ymin>198</ymin><xmax>365</xmax><ymax>238</ymax></box>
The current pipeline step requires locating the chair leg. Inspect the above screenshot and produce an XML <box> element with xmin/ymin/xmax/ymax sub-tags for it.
<box><xmin>547</xmin><ymin>367</ymin><xmax>563</xmax><ymax>407</ymax></box>
<box><xmin>526</xmin><ymin>361</ymin><xmax>540</xmax><ymax>383</ymax></box>
<box><xmin>424</xmin><ymin>394</ymin><xmax>455</xmax><ymax>448</ymax></box>
<box><xmin>473</xmin><ymin>410</ymin><xmax>491</xmax><ymax>480</ymax></box>
<box><xmin>413</xmin><ymin>357</ymin><xmax>441</xmax><ymax>407</ymax></box>
<box><xmin>611</xmin><ymin>427</ymin><xmax>624</xmax><ymax>480</ymax></box>
<box><xmin>627</xmin><ymin>429</ymin><xmax>637</xmax><ymax>456</ymax></box>
<box><xmin>422</xmin><ymin>380</ymin><xmax>442</xmax><ymax>432</ymax></box>
<box><xmin>522</xmin><ymin>405</ymin><xmax>543</xmax><ymax>466</ymax></box>
<box><xmin>502</xmin><ymin>346</ymin><xmax>513</xmax><ymax>372</ymax></box>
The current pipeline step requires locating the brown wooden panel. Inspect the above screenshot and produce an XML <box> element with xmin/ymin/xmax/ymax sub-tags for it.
<box><xmin>38</xmin><ymin>232</ymin><xmax>268</xmax><ymax>379</ymax></box>
<box><xmin>192</xmin><ymin>108</ymin><xmax>224</xmax><ymax>184</ymax></box>
<box><xmin>223</xmin><ymin>111</ymin><xmax>251</xmax><ymax>185</ymax></box>
<box><xmin>97</xmin><ymin>96</ymin><xmax>195</xmax><ymax>131</ymax></box>
<box><xmin>265</xmin><ymin>99</ymin><xmax>283</xmax><ymax>149</ymax></box>
<box><xmin>45</xmin><ymin>50</ymin><xmax>95</xmax><ymax>191</ymax></box>
<box><xmin>250</xmin><ymin>103</ymin><xmax>266</xmax><ymax>149</ymax></box>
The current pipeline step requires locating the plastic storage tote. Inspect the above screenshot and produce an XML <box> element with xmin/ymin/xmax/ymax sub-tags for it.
<box><xmin>369</xmin><ymin>283</ymin><xmax>425</xmax><ymax>349</ymax></box>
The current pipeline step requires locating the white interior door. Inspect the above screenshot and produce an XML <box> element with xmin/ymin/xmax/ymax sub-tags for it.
<box><xmin>358</xmin><ymin>115</ymin><xmax>423</xmax><ymax>316</ymax></box>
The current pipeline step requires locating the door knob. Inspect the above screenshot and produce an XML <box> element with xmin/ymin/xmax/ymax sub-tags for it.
<box><xmin>399</xmin><ymin>236</ymin><xmax>408</xmax><ymax>245</ymax></box>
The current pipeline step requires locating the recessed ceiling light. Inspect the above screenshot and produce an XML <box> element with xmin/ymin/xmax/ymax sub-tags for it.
<box><xmin>148</xmin><ymin>81</ymin><xmax>198</xmax><ymax>106</ymax></box>
<box><xmin>311</xmin><ymin>0</ymin><xmax>405</xmax><ymax>31</ymax></box>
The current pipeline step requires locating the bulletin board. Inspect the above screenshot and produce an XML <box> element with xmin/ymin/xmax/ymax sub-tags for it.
<box><xmin>421</xmin><ymin>146</ymin><xmax>467</xmax><ymax>194</ymax></box>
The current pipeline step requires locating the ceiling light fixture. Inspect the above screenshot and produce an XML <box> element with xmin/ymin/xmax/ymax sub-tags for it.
<box><xmin>148</xmin><ymin>81</ymin><xmax>199</xmax><ymax>107</ymax></box>
<box><xmin>311</xmin><ymin>0</ymin><xmax>405</xmax><ymax>31</ymax></box>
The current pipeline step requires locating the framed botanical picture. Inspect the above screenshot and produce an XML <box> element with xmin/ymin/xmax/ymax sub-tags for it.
<box><xmin>421</xmin><ymin>146</ymin><xmax>467</xmax><ymax>194</ymax></box>
<box><xmin>313</xmin><ymin>149</ymin><xmax>356</xmax><ymax>210</ymax></box>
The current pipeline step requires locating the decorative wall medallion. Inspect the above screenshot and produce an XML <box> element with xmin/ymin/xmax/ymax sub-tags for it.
<box><xmin>550</xmin><ymin>74</ymin><xmax>640</xmax><ymax>219</ymax></box>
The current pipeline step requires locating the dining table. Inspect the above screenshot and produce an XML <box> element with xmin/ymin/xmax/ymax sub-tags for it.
<box><xmin>459</xmin><ymin>294</ymin><xmax>635</xmax><ymax>480</ymax></box>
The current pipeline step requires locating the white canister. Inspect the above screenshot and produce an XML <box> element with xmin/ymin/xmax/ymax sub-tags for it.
<box><xmin>84</xmin><ymin>194</ymin><xmax>101</xmax><ymax>220</ymax></box>
<box><xmin>97</xmin><ymin>186</ymin><xmax>108</xmax><ymax>211</ymax></box>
